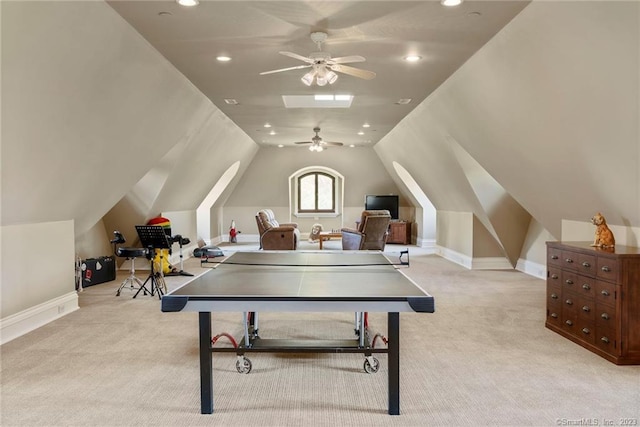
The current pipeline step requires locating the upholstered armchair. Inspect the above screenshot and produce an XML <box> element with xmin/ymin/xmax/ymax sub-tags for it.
<box><xmin>341</xmin><ymin>210</ymin><xmax>391</xmax><ymax>251</ymax></box>
<box><xmin>255</xmin><ymin>209</ymin><xmax>300</xmax><ymax>250</ymax></box>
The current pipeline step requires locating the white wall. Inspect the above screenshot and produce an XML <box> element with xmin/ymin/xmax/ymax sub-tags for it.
<box><xmin>376</xmin><ymin>1</ymin><xmax>639</xmax><ymax>267</ymax></box>
<box><xmin>1</xmin><ymin>221</ymin><xmax>77</xmax><ymax>344</ymax></box>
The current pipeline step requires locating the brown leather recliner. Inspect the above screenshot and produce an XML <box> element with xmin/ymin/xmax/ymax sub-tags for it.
<box><xmin>255</xmin><ymin>209</ymin><xmax>299</xmax><ymax>250</ymax></box>
<box><xmin>341</xmin><ymin>210</ymin><xmax>391</xmax><ymax>250</ymax></box>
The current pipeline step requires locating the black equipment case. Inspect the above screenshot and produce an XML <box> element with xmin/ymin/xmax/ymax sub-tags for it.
<box><xmin>82</xmin><ymin>256</ymin><xmax>116</xmax><ymax>287</ymax></box>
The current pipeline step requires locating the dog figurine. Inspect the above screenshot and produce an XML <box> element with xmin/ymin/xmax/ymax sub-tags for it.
<box><xmin>590</xmin><ymin>213</ymin><xmax>615</xmax><ymax>248</ymax></box>
<box><xmin>308</xmin><ymin>223</ymin><xmax>323</xmax><ymax>242</ymax></box>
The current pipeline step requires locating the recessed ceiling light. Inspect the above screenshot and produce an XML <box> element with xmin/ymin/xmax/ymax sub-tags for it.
<box><xmin>362</xmin><ymin>123</ymin><xmax>370</xmax><ymax>128</ymax></box>
<box><xmin>404</xmin><ymin>55</ymin><xmax>422</xmax><ymax>62</ymax></box>
<box><xmin>158</xmin><ymin>11</ymin><xmax>172</xmax><ymax>17</ymax></box>
<box><xmin>349</xmin><ymin>144</ymin><xmax>355</xmax><ymax>148</ymax></box>
<box><xmin>224</xmin><ymin>99</ymin><xmax>238</xmax><ymax>105</ymax></box>
<box><xmin>264</xmin><ymin>123</ymin><xmax>271</xmax><ymax>128</ymax></box>
<box><xmin>441</xmin><ymin>0</ymin><xmax>463</xmax><ymax>6</ymax></box>
<box><xmin>277</xmin><ymin>144</ymin><xmax>284</xmax><ymax>148</ymax></box>
<box><xmin>269</xmin><ymin>130</ymin><xmax>276</xmax><ymax>135</ymax></box>
<box><xmin>216</xmin><ymin>56</ymin><xmax>231</xmax><ymax>62</ymax></box>
<box><xmin>357</xmin><ymin>131</ymin><xmax>364</xmax><ymax>136</ymax></box>
<box><xmin>177</xmin><ymin>0</ymin><xmax>199</xmax><ymax>6</ymax></box>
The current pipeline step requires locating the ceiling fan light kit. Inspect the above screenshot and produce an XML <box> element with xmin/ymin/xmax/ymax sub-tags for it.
<box><xmin>296</xmin><ymin>127</ymin><xmax>344</xmax><ymax>153</ymax></box>
<box><xmin>261</xmin><ymin>32</ymin><xmax>376</xmax><ymax>87</ymax></box>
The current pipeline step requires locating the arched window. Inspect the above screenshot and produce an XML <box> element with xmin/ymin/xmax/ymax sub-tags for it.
<box><xmin>297</xmin><ymin>172</ymin><xmax>335</xmax><ymax>213</ymax></box>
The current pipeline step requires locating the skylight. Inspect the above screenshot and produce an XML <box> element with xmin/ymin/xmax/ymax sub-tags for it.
<box><xmin>282</xmin><ymin>95</ymin><xmax>353</xmax><ymax>108</ymax></box>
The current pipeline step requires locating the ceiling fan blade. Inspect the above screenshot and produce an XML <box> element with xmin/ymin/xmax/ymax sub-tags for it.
<box><xmin>330</xmin><ymin>64</ymin><xmax>376</xmax><ymax>80</ymax></box>
<box><xmin>320</xmin><ymin>141</ymin><xmax>344</xmax><ymax>146</ymax></box>
<box><xmin>279</xmin><ymin>51</ymin><xmax>314</xmax><ymax>64</ymax></box>
<box><xmin>294</xmin><ymin>141</ymin><xmax>313</xmax><ymax>145</ymax></box>
<box><xmin>260</xmin><ymin>64</ymin><xmax>311</xmax><ymax>75</ymax></box>
<box><xmin>328</xmin><ymin>55</ymin><xmax>366</xmax><ymax>64</ymax></box>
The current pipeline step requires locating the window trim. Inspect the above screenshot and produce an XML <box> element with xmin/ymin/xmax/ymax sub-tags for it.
<box><xmin>290</xmin><ymin>166</ymin><xmax>344</xmax><ymax>219</ymax></box>
<box><xmin>297</xmin><ymin>172</ymin><xmax>336</xmax><ymax>214</ymax></box>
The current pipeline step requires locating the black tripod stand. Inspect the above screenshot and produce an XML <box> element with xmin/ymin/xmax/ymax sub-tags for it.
<box><xmin>134</xmin><ymin>225</ymin><xmax>171</xmax><ymax>300</ymax></box>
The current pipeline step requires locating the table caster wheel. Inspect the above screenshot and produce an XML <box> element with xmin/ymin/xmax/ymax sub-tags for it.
<box><xmin>364</xmin><ymin>357</ymin><xmax>379</xmax><ymax>374</ymax></box>
<box><xmin>236</xmin><ymin>357</ymin><xmax>252</xmax><ymax>374</ymax></box>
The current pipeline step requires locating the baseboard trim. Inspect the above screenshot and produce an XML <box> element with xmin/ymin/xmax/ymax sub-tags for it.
<box><xmin>436</xmin><ymin>246</ymin><xmax>472</xmax><ymax>269</ymax></box>
<box><xmin>416</xmin><ymin>238</ymin><xmax>436</xmax><ymax>252</ymax></box>
<box><xmin>472</xmin><ymin>257</ymin><xmax>514</xmax><ymax>270</ymax></box>
<box><xmin>516</xmin><ymin>258</ymin><xmax>546</xmax><ymax>280</ymax></box>
<box><xmin>435</xmin><ymin>246</ymin><xmax>518</xmax><ymax>270</ymax></box>
<box><xmin>0</xmin><ymin>292</ymin><xmax>79</xmax><ymax>345</ymax></box>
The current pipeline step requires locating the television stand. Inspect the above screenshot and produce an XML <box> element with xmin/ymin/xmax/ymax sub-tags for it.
<box><xmin>387</xmin><ymin>221</ymin><xmax>410</xmax><ymax>244</ymax></box>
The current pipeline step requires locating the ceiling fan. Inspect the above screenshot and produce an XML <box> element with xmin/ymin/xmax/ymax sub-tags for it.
<box><xmin>260</xmin><ymin>32</ymin><xmax>376</xmax><ymax>86</ymax></box>
<box><xmin>295</xmin><ymin>127</ymin><xmax>344</xmax><ymax>152</ymax></box>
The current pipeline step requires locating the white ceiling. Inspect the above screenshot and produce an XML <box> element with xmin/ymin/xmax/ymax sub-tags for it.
<box><xmin>107</xmin><ymin>0</ymin><xmax>529</xmax><ymax>149</ymax></box>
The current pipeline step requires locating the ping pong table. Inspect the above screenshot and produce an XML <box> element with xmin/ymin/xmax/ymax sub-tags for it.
<box><xmin>161</xmin><ymin>251</ymin><xmax>435</xmax><ymax>415</ymax></box>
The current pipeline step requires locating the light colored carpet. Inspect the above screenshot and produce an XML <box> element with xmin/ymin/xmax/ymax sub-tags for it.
<box><xmin>1</xmin><ymin>244</ymin><xmax>639</xmax><ymax>426</ymax></box>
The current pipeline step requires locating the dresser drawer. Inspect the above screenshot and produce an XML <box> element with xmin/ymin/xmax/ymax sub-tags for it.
<box><xmin>574</xmin><ymin>275</ymin><xmax>595</xmax><ymax>297</ymax></box>
<box><xmin>561</xmin><ymin>250</ymin><xmax>580</xmax><ymax>270</ymax></box>
<box><xmin>596</xmin><ymin>257</ymin><xmax>618</xmax><ymax>281</ymax></box>
<box><xmin>595</xmin><ymin>280</ymin><xmax>617</xmax><ymax>306</ymax></box>
<box><xmin>577</xmin><ymin>322</ymin><xmax>596</xmax><ymax>345</ymax></box>
<box><xmin>548</xmin><ymin>247</ymin><xmax>563</xmax><ymax>266</ymax></box>
<box><xmin>595</xmin><ymin>304</ymin><xmax>617</xmax><ymax>328</ymax></box>
<box><xmin>576</xmin><ymin>253</ymin><xmax>596</xmax><ymax>276</ymax></box>
<box><xmin>548</xmin><ymin>267</ymin><xmax>561</xmax><ymax>286</ymax></box>
<box><xmin>547</xmin><ymin>283</ymin><xmax>561</xmax><ymax>304</ymax></box>
<box><xmin>576</xmin><ymin>296</ymin><xmax>595</xmax><ymax>322</ymax></box>
<box><xmin>561</xmin><ymin>270</ymin><xmax>578</xmax><ymax>292</ymax></box>
<box><xmin>546</xmin><ymin>309</ymin><xmax>561</xmax><ymax>327</ymax></box>
<box><xmin>595</xmin><ymin>327</ymin><xmax>617</xmax><ymax>353</ymax></box>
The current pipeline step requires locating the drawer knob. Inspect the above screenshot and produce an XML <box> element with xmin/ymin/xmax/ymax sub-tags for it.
<box><xmin>601</xmin><ymin>290</ymin><xmax>610</xmax><ymax>297</ymax></box>
<box><xmin>582</xmin><ymin>306</ymin><xmax>591</xmax><ymax>312</ymax></box>
<box><xmin>551</xmin><ymin>293</ymin><xmax>558</xmax><ymax>299</ymax></box>
<box><xmin>582</xmin><ymin>328</ymin><xmax>591</xmax><ymax>335</ymax></box>
<box><xmin>551</xmin><ymin>255</ymin><xmax>559</xmax><ymax>260</ymax></box>
<box><xmin>601</xmin><ymin>313</ymin><xmax>610</xmax><ymax>320</ymax></box>
<box><xmin>565</xmin><ymin>279</ymin><xmax>574</xmax><ymax>285</ymax></box>
<box><xmin>582</xmin><ymin>283</ymin><xmax>591</xmax><ymax>290</ymax></box>
<box><xmin>565</xmin><ymin>299</ymin><xmax>573</xmax><ymax>305</ymax></box>
<box><xmin>565</xmin><ymin>320</ymin><xmax>573</xmax><ymax>326</ymax></box>
<box><xmin>565</xmin><ymin>258</ymin><xmax>574</xmax><ymax>264</ymax></box>
<box><xmin>551</xmin><ymin>313</ymin><xmax>558</xmax><ymax>318</ymax></box>
<box><xmin>601</xmin><ymin>266</ymin><xmax>611</xmax><ymax>272</ymax></box>
<box><xmin>551</xmin><ymin>274</ymin><xmax>559</xmax><ymax>280</ymax></box>
<box><xmin>582</xmin><ymin>261</ymin><xmax>591</xmax><ymax>268</ymax></box>
<box><xmin>601</xmin><ymin>336</ymin><xmax>610</xmax><ymax>344</ymax></box>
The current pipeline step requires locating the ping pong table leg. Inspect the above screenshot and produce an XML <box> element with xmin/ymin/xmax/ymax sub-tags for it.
<box><xmin>199</xmin><ymin>312</ymin><xmax>213</xmax><ymax>414</ymax></box>
<box><xmin>388</xmin><ymin>312</ymin><xmax>400</xmax><ymax>415</ymax></box>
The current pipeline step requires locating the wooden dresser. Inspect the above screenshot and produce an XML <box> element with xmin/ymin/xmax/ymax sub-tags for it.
<box><xmin>546</xmin><ymin>241</ymin><xmax>640</xmax><ymax>364</ymax></box>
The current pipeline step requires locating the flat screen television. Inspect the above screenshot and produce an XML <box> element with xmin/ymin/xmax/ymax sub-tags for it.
<box><xmin>365</xmin><ymin>195</ymin><xmax>399</xmax><ymax>220</ymax></box>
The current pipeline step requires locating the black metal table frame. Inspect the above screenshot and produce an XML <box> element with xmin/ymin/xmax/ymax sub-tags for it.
<box><xmin>197</xmin><ymin>311</ymin><xmax>401</xmax><ymax>415</ymax></box>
